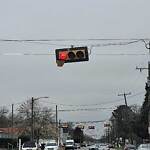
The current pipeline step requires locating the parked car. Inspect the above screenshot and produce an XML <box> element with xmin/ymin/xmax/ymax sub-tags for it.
<box><xmin>137</xmin><ymin>144</ymin><xmax>150</xmax><ymax>150</ymax></box>
<box><xmin>44</xmin><ymin>141</ymin><xmax>58</xmax><ymax>150</ymax></box>
<box><xmin>22</xmin><ymin>141</ymin><xmax>40</xmax><ymax>150</ymax></box>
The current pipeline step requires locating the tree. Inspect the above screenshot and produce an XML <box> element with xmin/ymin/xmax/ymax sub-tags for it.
<box><xmin>0</xmin><ymin>107</ymin><xmax>9</xmax><ymax>128</ymax></box>
<box><xmin>14</xmin><ymin>98</ymin><xmax>55</xmax><ymax>140</ymax></box>
<box><xmin>112</xmin><ymin>105</ymin><xmax>134</xmax><ymax>145</ymax></box>
<box><xmin>73</xmin><ymin>127</ymin><xmax>83</xmax><ymax>143</ymax></box>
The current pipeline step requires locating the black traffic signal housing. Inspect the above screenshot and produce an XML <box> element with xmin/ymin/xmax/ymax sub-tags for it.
<box><xmin>55</xmin><ymin>46</ymin><xmax>89</xmax><ymax>66</ymax></box>
<box><xmin>61</xmin><ymin>124</ymin><xmax>69</xmax><ymax>133</ymax></box>
<box><xmin>88</xmin><ymin>126</ymin><xmax>95</xmax><ymax>129</ymax></box>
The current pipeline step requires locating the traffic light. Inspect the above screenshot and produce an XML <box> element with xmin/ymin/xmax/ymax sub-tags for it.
<box><xmin>55</xmin><ymin>46</ymin><xmax>89</xmax><ymax>67</ymax></box>
<box><xmin>61</xmin><ymin>125</ymin><xmax>68</xmax><ymax>128</ymax></box>
<box><xmin>104</xmin><ymin>123</ymin><xmax>110</xmax><ymax>127</ymax></box>
<box><xmin>61</xmin><ymin>124</ymin><xmax>69</xmax><ymax>133</ymax></box>
<box><xmin>77</xmin><ymin>125</ymin><xmax>84</xmax><ymax>129</ymax></box>
<box><xmin>88</xmin><ymin>126</ymin><xmax>95</xmax><ymax>129</ymax></box>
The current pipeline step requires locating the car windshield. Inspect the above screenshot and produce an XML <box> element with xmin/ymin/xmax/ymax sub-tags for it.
<box><xmin>66</xmin><ymin>142</ymin><xmax>73</xmax><ymax>145</ymax></box>
<box><xmin>23</xmin><ymin>142</ymin><xmax>36</xmax><ymax>148</ymax></box>
<box><xmin>126</xmin><ymin>144</ymin><xmax>135</xmax><ymax>148</ymax></box>
<box><xmin>99</xmin><ymin>143</ymin><xmax>107</xmax><ymax>146</ymax></box>
<box><xmin>142</xmin><ymin>144</ymin><xmax>150</xmax><ymax>148</ymax></box>
<box><xmin>46</xmin><ymin>143</ymin><xmax>57</xmax><ymax>146</ymax></box>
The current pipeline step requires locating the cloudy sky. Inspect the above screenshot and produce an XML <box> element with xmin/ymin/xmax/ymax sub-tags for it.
<box><xmin>0</xmin><ymin>0</ymin><xmax>150</xmax><ymax>138</ymax></box>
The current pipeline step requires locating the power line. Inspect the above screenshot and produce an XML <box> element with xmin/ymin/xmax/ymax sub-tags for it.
<box><xmin>0</xmin><ymin>38</ymin><xmax>150</xmax><ymax>42</ymax></box>
<box><xmin>0</xmin><ymin>91</ymin><xmax>145</xmax><ymax>112</ymax></box>
<box><xmin>41</xmin><ymin>91</ymin><xmax>145</xmax><ymax>107</ymax></box>
<box><xmin>0</xmin><ymin>53</ymin><xmax>148</xmax><ymax>56</ymax></box>
<box><xmin>0</xmin><ymin>38</ymin><xmax>147</xmax><ymax>47</ymax></box>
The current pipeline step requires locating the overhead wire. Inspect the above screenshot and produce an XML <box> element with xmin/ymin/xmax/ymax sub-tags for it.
<box><xmin>40</xmin><ymin>91</ymin><xmax>145</xmax><ymax>107</ymax></box>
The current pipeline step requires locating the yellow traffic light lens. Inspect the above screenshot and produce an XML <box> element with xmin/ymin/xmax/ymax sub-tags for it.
<box><xmin>68</xmin><ymin>52</ymin><xmax>75</xmax><ymax>60</ymax></box>
<box><xmin>76</xmin><ymin>51</ymin><xmax>84</xmax><ymax>59</ymax></box>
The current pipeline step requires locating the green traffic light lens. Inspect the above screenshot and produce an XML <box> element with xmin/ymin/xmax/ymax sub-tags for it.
<box><xmin>76</xmin><ymin>51</ymin><xmax>84</xmax><ymax>59</ymax></box>
<box><xmin>68</xmin><ymin>52</ymin><xmax>75</xmax><ymax>59</ymax></box>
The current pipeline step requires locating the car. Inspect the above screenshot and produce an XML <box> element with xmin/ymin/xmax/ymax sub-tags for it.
<box><xmin>80</xmin><ymin>143</ymin><xmax>86</xmax><ymax>147</ymax></box>
<box><xmin>124</xmin><ymin>144</ymin><xmax>136</xmax><ymax>150</ymax></box>
<box><xmin>108</xmin><ymin>143</ymin><xmax>114</xmax><ymax>149</ymax></box>
<box><xmin>22</xmin><ymin>141</ymin><xmax>40</xmax><ymax>150</ymax></box>
<box><xmin>65</xmin><ymin>139</ymin><xmax>75</xmax><ymax>150</ymax></box>
<box><xmin>137</xmin><ymin>144</ymin><xmax>150</xmax><ymax>150</ymax></box>
<box><xmin>44</xmin><ymin>141</ymin><xmax>58</xmax><ymax>150</ymax></box>
<box><xmin>98</xmin><ymin>143</ymin><xmax>110</xmax><ymax>150</ymax></box>
<box><xmin>89</xmin><ymin>144</ymin><xmax>99</xmax><ymax>150</ymax></box>
<box><xmin>74</xmin><ymin>143</ymin><xmax>80</xmax><ymax>149</ymax></box>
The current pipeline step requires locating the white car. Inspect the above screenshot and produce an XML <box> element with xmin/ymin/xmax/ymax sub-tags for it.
<box><xmin>44</xmin><ymin>141</ymin><xmax>58</xmax><ymax>150</ymax></box>
<box><xmin>98</xmin><ymin>143</ymin><xmax>110</xmax><ymax>150</ymax></box>
<box><xmin>22</xmin><ymin>142</ymin><xmax>39</xmax><ymax>150</ymax></box>
<box><xmin>137</xmin><ymin>144</ymin><xmax>150</xmax><ymax>150</ymax></box>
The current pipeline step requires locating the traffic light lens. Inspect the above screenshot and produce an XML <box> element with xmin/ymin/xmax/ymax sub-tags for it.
<box><xmin>76</xmin><ymin>51</ymin><xmax>84</xmax><ymax>59</ymax></box>
<box><xmin>59</xmin><ymin>52</ymin><xmax>67</xmax><ymax>60</ymax></box>
<box><xmin>68</xmin><ymin>52</ymin><xmax>75</xmax><ymax>60</ymax></box>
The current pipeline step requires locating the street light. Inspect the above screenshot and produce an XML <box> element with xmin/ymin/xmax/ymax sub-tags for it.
<box><xmin>31</xmin><ymin>96</ymin><xmax>49</xmax><ymax>141</ymax></box>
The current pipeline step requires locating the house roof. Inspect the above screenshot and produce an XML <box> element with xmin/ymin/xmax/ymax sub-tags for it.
<box><xmin>0</xmin><ymin>128</ymin><xmax>20</xmax><ymax>133</ymax></box>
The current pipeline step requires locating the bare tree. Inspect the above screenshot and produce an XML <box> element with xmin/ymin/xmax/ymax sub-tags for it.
<box><xmin>0</xmin><ymin>107</ymin><xmax>9</xmax><ymax>127</ymax></box>
<box><xmin>14</xmin><ymin>99</ymin><xmax>55</xmax><ymax>140</ymax></box>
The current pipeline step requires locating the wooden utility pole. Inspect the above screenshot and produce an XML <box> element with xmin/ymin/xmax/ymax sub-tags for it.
<box><xmin>11</xmin><ymin>103</ymin><xmax>14</xmax><ymax>139</ymax></box>
<box><xmin>31</xmin><ymin>97</ymin><xmax>34</xmax><ymax>141</ymax></box>
<box><xmin>56</xmin><ymin>105</ymin><xmax>59</xmax><ymax>144</ymax></box>
<box><xmin>118</xmin><ymin>92</ymin><xmax>131</xmax><ymax>106</ymax></box>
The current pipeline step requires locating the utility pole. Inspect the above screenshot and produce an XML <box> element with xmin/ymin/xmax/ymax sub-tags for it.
<box><xmin>56</xmin><ymin>105</ymin><xmax>58</xmax><ymax>131</ymax></box>
<box><xmin>118</xmin><ymin>92</ymin><xmax>133</xmax><ymax>144</ymax></box>
<box><xmin>58</xmin><ymin>119</ymin><xmax>61</xmax><ymax>147</ymax></box>
<box><xmin>11</xmin><ymin>103</ymin><xmax>14</xmax><ymax>139</ymax></box>
<box><xmin>118</xmin><ymin>92</ymin><xmax>131</xmax><ymax>106</ymax></box>
<box><xmin>31</xmin><ymin>97</ymin><xmax>34</xmax><ymax>141</ymax></box>
<box><xmin>56</xmin><ymin>105</ymin><xmax>59</xmax><ymax>144</ymax></box>
<box><xmin>31</xmin><ymin>96</ymin><xmax>49</xmax><ymax>142</ymax></box>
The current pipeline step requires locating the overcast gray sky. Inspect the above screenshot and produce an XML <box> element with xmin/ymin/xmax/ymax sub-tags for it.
<box><xmin>0</xmin><ymin>0</ymin><xmax>150</xmax><ymax>138</ymax></box>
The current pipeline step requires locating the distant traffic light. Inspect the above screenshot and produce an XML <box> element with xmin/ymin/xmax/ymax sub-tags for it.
<box><xmin>77</xmin><ymin>125</ymin><xmax>84</xmax><ymax>129</ymax></box>
<box><xmin>55</xmin><ymin>46</ymin><xmax>89</xmax><ymax>67</ymax></box>
<box><xmin>61</xmin><ymin>125</ymin><xmax>68</xmax><ymax>128</ymax></box>
<box><xmin>61</xmin><ymin>124</ymin><xmax>69</xmax><ymax>133</ymax></box>
<box><xmin>104</xmin><ymin>124</ymin><xmax>110</xmax><ymax>127</ymax></box>
<box><xmin>88</xmin><ymin>126</ymin><xmax>95</xmax><ymax>129</ymax></box>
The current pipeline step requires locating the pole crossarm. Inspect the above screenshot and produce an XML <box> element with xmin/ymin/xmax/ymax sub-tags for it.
<box><xmin>118</xmin><ymin>92</ymin><xmax>131</xmax><ymax>106</ymax></box>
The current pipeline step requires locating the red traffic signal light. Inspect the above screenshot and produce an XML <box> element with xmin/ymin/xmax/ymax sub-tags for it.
<box><xmin>88</xmin><ymin>126</ymin><xmax>95</xmax><ymax>129</ymax></box>
<box><xmin>104</xmin><ymin>124</ymin><xmax>110</xmax><ymax>127</ymax></box>
<box><xmin>55</xmin><ymin>47</ymin><xmax>89</xmax><ymax>66</ymax></box>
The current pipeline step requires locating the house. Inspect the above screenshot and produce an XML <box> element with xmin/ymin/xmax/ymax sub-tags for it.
<box><xmin>0</xmin><ymin>128</ymin><xmax>20</xmax><ymax>139</ymax></box>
